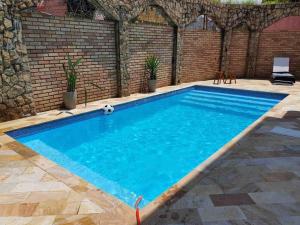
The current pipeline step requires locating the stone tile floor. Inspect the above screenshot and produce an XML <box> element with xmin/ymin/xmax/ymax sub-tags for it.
<box><xmin>0</xmin><ymin>80</ymin><xmax>300</xmax><ymax>225</ymax></box>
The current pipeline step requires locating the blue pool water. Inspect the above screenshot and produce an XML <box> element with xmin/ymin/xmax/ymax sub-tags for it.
<box><xmin>8</xmin><ymin>86</ymin><xmax>287</xmax><ymax>208</ymax></box>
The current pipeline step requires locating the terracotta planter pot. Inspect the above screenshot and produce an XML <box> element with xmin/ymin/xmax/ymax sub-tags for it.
<box><xmin>63</xmin><ymin>90</ymin><xmax>77</xmax><ymax>110</ymax></box>
<box><xmin>148</xmin><ymin>79</ymin><xmax>157</xmax><ymax>93</ymax></box>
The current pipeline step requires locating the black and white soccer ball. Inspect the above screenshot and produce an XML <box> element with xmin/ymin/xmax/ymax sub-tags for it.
<box><xmin>103</xmin><ymin>105</ymin><xmax>114</xmax><ymax>115</ymax></box>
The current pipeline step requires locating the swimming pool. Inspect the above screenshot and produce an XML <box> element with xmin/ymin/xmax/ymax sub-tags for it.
<box><xmin>7</xmin><ymin>86</ymin><xmax>287</xmax><ymax>208</ymax></box>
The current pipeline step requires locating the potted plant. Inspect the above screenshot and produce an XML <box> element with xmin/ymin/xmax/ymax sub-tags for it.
<box><xmin>145</xmin><ymin>55</ymin><xmax>160</xmax><ymax>93</ymax></box>
<box><xmin>62</xmin><ymin>54</ymin><xmax>82</xmax><ymax>109</ymax></box>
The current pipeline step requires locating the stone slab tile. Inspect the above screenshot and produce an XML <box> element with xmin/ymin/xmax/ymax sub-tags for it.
<box><xmin>78</xmin><ymin>199</ymin><xmax>104</xmax><ymax>214</ymax></box>
<box><xmin>210</xmin><ymin>193</ymin><xmax>255</xmax><ymax>207</ymax></box>
<box><xmin>239</xmin><ymin>204</ymin><xmax>283</xmax><ymax>225</ymax></box>
<box><xmin>271</xmin><ymin>127</ymin><xmax>300</xmax><ymax>138</ymax></box>
<box><xmin>198</xmin><ymin>206</ymin><xmax>246</xmax><ymax>222</ymax></box>
<box><xmin>0</xmin><ymin>216</ymin><xmax>55</xmax><ymax>225</ymax></box>
<box><xmin>0</xmin><ymin>203</ymin><xmax>39</xmax><ymax>216</ymax></box>
<box><xmin>170</xmin><ymin>196</ymin><xmax>214</xmax><ymax>209</ymax></box>
<box><xmin>11</xmin><ymin>182</ymin><xmax>71</xmax><ymax>193</ymax></box>
<box><xmin>0</xmin><ymin>193</ymin><xmax>29</xmax><ymax>205</ymax></box>
<box><xmin>279</xmin><ymin>216</ymin><xmax>300</xmax><ymax>225</ymax></box>
<box><xmin>249</xmin><ymin>192</ymin><xmax>297</xmax><ymax>204</ymax></box>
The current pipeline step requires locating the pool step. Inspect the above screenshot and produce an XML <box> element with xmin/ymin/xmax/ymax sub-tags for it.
<box><xmin>182</xmin><ymin>95</ymin><xmax>270</xmax><ymax>113</ymax></box>
<box><xmin>180</xmin><ymin>99</ymin><xmax>263</xmax><ymax>118</ymax></box>
<box><xmin>191</xmin><ymin>89</ymin><xmax>280</xmax><ymax>104</ymax></box>
<box><xmin>187</xmin><ymin>91</ymin><xmax>277</xmax><ymax>107</ymax></box>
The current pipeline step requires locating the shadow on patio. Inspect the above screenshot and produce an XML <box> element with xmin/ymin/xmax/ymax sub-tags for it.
<box><xmin>141</xmin><ymin>111</ymin><xmax>300</xmax><ymax>225</ymax></box>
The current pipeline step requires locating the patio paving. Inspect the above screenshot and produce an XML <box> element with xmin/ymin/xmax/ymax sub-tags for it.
<box><xmin>0</xmin><ymin>79</ymin><xmax>300</xmax><ymax>225</ymax></box>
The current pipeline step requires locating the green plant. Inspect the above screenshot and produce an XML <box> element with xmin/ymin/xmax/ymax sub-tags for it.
<box><xmin>211</xmin><ymin>0</ymin><xmax>221</xmax><ymax>4</ymax></box>
<box><xmin>62</xmin><ymin>54</ymin><xmax>82</xmax><ymax>92</ymax></box>
<box><xmin>242</xmin><ymin>0</ymin><xmax>256</xmax><ymax>5</ymax></box>
<box><xmin>145</xmin><ymin>55</ymin><xmax>160</xmax><ymax>80</ymax></box>
<box><xmin>84</xmin><ymin>83</ymin><xmax>103</xmax><ymax>107</ymax></box>
<box><xmin>223</xmin><ymin>0</ymin><xmax>235</xmax><ymax>4</ymax></box>
<box><xmin>84</xmin><ymin>88</ymin><xmax>88</xmax><ymax>107</ymax></box>
<box><xmin>222</xmin><ymin>0</ymin><xmax>257</xmax><ymax>4</ymax></box>
<box><xmin>262</xmin><ymin>0</ymin><xmax>288</xmax><ymax>4</ymax></box>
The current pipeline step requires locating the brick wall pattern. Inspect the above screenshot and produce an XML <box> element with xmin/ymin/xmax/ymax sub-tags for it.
<box><xmin>180</xmin><ymin>30</ymin><xmax>221</xmax><ymax>83</ymax></box>
<box><xmin>256</xmin><ymin>31</ymin><xmax>300</xmax><ymax>80</ymax></box>
<box><xmin>21</xmin><ymin>13</ymin><xmax>300</xmax><ymax>112</ymax></box>
<box><xmin>128</xmin><ymin>23</ymin><xmax>174</xmax><ymax>94</ymax></box>
<box><xmin>22</xmin><ymin>13</ymin><xmax>118</xmax><ymax>112</ymax></box>
<box><xmin>228</xmin><ymin>30</ymin><xmax>249</xmax><ymax>78</ymax></box>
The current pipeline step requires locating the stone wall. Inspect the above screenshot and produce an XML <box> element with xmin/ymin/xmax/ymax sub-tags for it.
<box><xmin>0</xmin><ymin>0</ymin><xmax>36</xmax><ymax>122</ymax></box>
<box><xmin>22</xmin><ymin>13</ymin><xmax>118</xmax><ymax>112</ymax></box>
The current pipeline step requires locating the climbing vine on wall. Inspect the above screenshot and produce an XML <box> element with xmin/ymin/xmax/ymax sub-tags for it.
<box><xmin>186</xmin><ymin>15</ymin><xmax>220</xmax><ymax>31</ymax></box>
<box><xmin>67</xmin><ymin>0</ymin><xmax>95</xmax><ymax>18</ymax></box>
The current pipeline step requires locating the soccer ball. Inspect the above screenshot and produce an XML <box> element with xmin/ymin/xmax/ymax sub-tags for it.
<box><xmin>103</xmin><ymin>105</ymin><xmax>114</xmax><ymax>115</ymax></box>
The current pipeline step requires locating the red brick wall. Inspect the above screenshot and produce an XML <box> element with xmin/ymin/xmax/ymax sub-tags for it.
<box><xmin>22</xmin><ymin>13</ymin><xmax>117</xmax><ymax>112</ymax></box>
<box><xmin>39</xmin><ymin>0</ymin><xmax>67</xmax><ymax>17</ymax></box>
<box><xmin>128</xmin><ymin>23</ymin><xmax>174</xmax><ymax>94</ymax></box>
<box><xmin>264</xmin><ymin>16</ymin><xmax>300</xmax><ymax>32</ymax></box>
<box><xmin>256</xmin><ymin>31</ymin><xmax>300</xmax><ymax>80</ymax></box>
<box><xmin>180</xmin><ymin>30</ymin><xmax>221</xmax><ymax>83</ymax></box>
<box><xmin>21</xmin><ymin>13</ymin><xmax>300</xmax><ymax>114</ymax></box>
<box><xmin>228</xmin><ymin>30</ymin><xmax>249</xmax><ymax>78</ymax></box>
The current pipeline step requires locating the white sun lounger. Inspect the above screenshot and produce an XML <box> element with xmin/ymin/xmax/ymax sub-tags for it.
<box><xmin>271</xmin><ymin>57</ymin><xmax>295</xmax><ymax>84</ymax></box>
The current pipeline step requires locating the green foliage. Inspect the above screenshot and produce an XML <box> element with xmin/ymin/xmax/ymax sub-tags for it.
<box><xmin>62</xmin><ymin>54</ymin><xmax>82</xmax><ymax>92</ymax></box>
<box><xmin>221</xmin><ymin>0</ymin><xmax>257</xmax><ymax>5</ymax></box>
<box><xmin>145</xmin><ymin>55</ymin><xmax>160</xmax><ymax>80</ymax></box>
<box><xmin>67</xmin><ymin>0</ymin><xmax>95</xmax><ymax>19</ymax></box>
<box><xmin>243</xmin><ymin>0</ymin><xmax>256</xmax><ymax>5</ymax></box>
<box><xmin>84</xmin><ymin>83</ymin><xmax>103</xmax><ymax>107</ymax></box>
<box><xmin>223</xmin><ymin>0</ymin><xmax>237</xmax><ymax>4</ymax></box>
<box><xmin>262</xmin><ymin>0</ymin><xmax>289</xmax><ymax>4</ymax></box>
<box><xmin>84</xmin><ymin>88</ymin><xmax>88</xmax><ymax>107</ymax></box>
<box><xmin>90</xmin><ymin>83</ymin><xmax>103</xmax><ymax>90</ymax></box>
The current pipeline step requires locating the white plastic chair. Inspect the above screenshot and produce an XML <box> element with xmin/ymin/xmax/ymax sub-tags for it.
<box><xmin>272</xmin><ymin>57</ymin><xmax>295</xmax><ymax>84</ymax></box>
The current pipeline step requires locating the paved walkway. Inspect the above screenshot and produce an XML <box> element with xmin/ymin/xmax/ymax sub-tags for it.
<box><xmin>0</xmin><ymin>80</ymin><xmax>300</xmax><ymax>225</ymax></box>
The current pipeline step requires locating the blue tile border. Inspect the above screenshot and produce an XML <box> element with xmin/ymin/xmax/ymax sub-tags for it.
<box><xmin>115</xmin><ymin>86</ymin><xmax>195</xmax><ymax>111</ymax></box>
<box><xmin>6</xmin><ymin>110</ymin><xmax>104</xmax><ymax>138</ymax></box>
<box><xmin>6</xmin><ymin>85</ymin><xmax>288</xmax><ymax>139</ymax></box>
